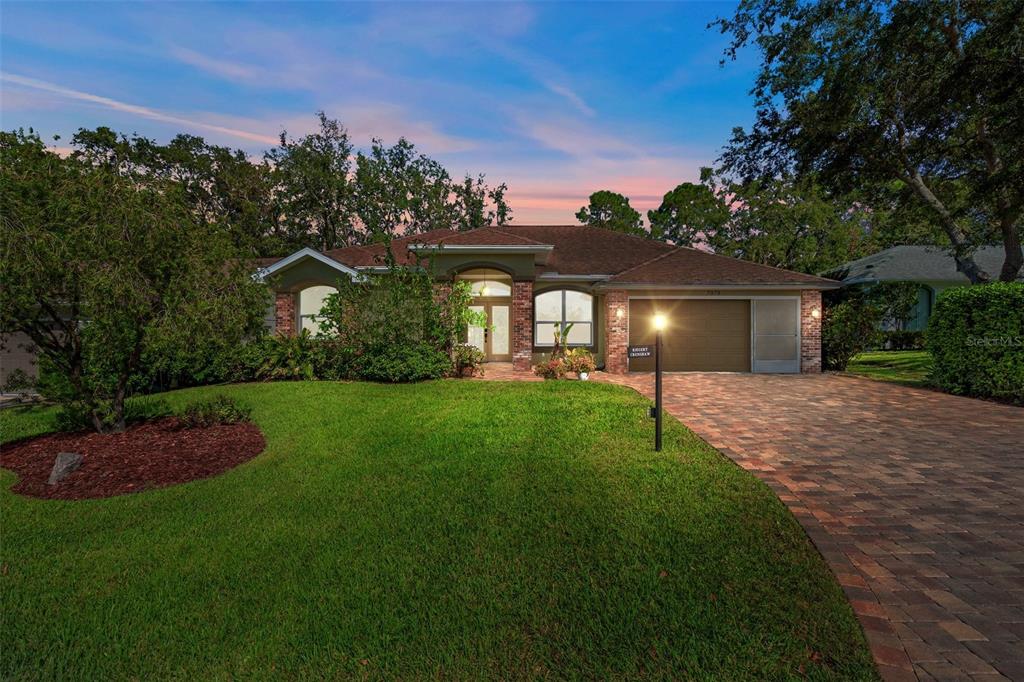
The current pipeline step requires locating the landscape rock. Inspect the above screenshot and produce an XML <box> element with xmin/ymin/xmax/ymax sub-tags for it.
<box><xmin>47</xmin><ymin>452</ymin><xmax>83</xmax><ymax>485</ymax></box>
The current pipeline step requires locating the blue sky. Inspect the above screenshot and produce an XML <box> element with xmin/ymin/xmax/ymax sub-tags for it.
<box><xmin>0</xmin><ymin>1</ymin><xmax>758</xmax><ymax>223</ymax></box>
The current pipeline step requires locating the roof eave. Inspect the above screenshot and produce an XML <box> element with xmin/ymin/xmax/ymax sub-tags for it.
<box><xmin>594</xmin><ymin>282</ymin><xmax>842</xmax><ymax>291</ymax></box>
<box><xmin>253</xmin><ymin>247</ymin><xmax>362</xmax><ymax>282</ymax></box>
<box><xmin>408</xmin><ymin>243</ymin><xmax>554</xmax><ymax>265</ymax></box>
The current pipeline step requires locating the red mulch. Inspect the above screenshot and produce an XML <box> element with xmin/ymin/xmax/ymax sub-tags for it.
<box><xmin>0</xmin><ymin>417</ymin><xmax>266</xmax><ymax>500</ymax></box>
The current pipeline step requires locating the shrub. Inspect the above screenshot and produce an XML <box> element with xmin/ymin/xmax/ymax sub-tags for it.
<box><xmin>257</xmin><ymin>331</ymin><xmax>322</xmax><ymax>381</ymax></box>
<box><xmin>352</xmin><ymin>344</ymin><xmax>451</xmax><ymax>383</ymax></box>
<box><xmin>533</xmin><ymin>358</ymin><xmax>567</xmax><ymax>380</ymax></box>
<box><xmin>564</xmin><ymin>348</ymin><xmax>596</xmax><ymax>376</ymax></box>
<box><xmin>821</xmin><ymin>297</ymin><xmax>881</xmax><ymax>370</ymax></box>
<box><xmin>55</xmin><ymin>396</ymin><xmax>171</xmax><ymax>433</ymax></box>
<box><xmin>2</xmin><ymin>368</ymin><xmax>36</xmax><ymax>398</ymax></box>
<box><xmin>453</xmin><ymin>343</ymin><xmax>485</xmax><ymax>377</ymax></box>
<box><xmin>180</xmin><ymin>395</ymin><xmax>252</xmax><ymax>428</ymax></box>
<box><xmin>879</xmin><ymin>330</ymin><xmax>925</xmax><ymax>351</ymax></box>
<box><xmin>313</xmin><ymin>260</ymin><xmax>480</xmax><ymax>383</ymax></box>
<box><xmin>926</xmin><ymin>282</ymin><xmax>1024</xmax><ymax>401</ymax></box>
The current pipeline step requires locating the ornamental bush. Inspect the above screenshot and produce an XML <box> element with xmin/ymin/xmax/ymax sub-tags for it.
<box><xmin>180</xmin><ymin>395</ymin><xmax>252</xmax><ymax>428</ymax></box>
<box><xmin>926</xmin><ymin>282</ymin><xmax>1024</xmax><ymax>402</ymax></box>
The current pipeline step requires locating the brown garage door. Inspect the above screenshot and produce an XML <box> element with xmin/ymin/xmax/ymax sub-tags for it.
<box><xmin>628</xmin><ymin>299</ymin><xmax>751</xmax><ymax>372</ymax></box>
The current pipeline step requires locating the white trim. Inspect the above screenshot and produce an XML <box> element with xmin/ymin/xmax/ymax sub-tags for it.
<box><xmin>599</xmin><ymin>282</ymin><xmax>839</xmax><ymax>290</ymax></box>
<box><xmin>536</xmin><ymin>273</ymin><xmax>611</xmax><ymax>282</ymax></box>
<box><xmin>408</xmin><ymin>244</ymin><xmax>553</xmax><ymax>254</ymax></box>
<box><xmin>628</xmin><ymin>294</ymin><xmax>798</xmax><ymax>300</ymax></box>
<box><xmin>625</xmin><ymin>294</ymin><xmax>802</xmax><ymax>374</ymax></box>
<box><xmin>254</xmin><ymin>248</ymin><xmax>361</xmax><ymax>282</ymax></box>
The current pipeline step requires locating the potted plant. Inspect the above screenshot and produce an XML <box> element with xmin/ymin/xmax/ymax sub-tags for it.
<box><xmin>453</xmin><ymin>343</ymin><xmax>485</xmax><ymax>377</ymax></box>
<box><xmin>565</xmin><ymin>348</ymin><xmax>596</xmax><ymax>380</ymax></box>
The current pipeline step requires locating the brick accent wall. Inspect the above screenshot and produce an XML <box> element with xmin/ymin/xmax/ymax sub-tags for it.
<box><xmin>512</xmin><ymin>281</ymin><xmax>533</xmax><ymax>371</ymax></box>
<box><xmin>801</xmin><ymin>290</ymin><xmax>822</xmax><ymax>373</ymax></box>
<box><xmin>432</xmin><ymin>282</ymin><xmax>452</xmax><ymax>304</ymax></box>
<box><xmin>605</xmin><ymin>290</ymin><xmax>629</xmax><ymax>374</ymax></box>
<box><xmin>275</xmin><ymin>292</ymin><xmax>296</xmax><ymax>337</ymax></box>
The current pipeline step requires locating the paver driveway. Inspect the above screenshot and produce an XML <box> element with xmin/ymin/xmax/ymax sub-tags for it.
<box><xmin>597</xmin><ymin>372</ymin><xmax>1023</xmax><ymax>682</ymax></box>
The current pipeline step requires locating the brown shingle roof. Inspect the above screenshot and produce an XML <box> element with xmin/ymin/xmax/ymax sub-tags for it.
<box><xmin>607</xmin><ymin>246</ymin><xmax>838</xmax><ymax>287</ymax></box>
<box><xmin>317</xmin><ymin>224</ymin><xmax>836</xmax><ymax>287</ymax></box>
<box><xmin>495</xmin><ymin>225</ymin><xmax>676</xmax><ymax>275</ymax></box>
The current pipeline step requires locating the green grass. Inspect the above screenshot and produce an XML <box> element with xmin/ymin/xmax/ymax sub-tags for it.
<box><xmin>845</xmin><ymin>350</ymin><xmax>933</xmax><ymax>387</ymax></box>
<box><xmin>1</xmin><ymin>381</ymin><xmax>876</xmax><ymax>680</ymax></box>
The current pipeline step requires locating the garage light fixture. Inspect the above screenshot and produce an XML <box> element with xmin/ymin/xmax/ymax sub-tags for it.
<box><xmin>811</xmin><ymin>307</ymin><xmax>821</xmax><ymax>319</ymax></box>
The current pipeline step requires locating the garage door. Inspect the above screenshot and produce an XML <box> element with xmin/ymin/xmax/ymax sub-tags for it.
<box><xmin>628</xmin><ymin>299</ymin><xmax>751</xmax><ymax>372</ymax></box>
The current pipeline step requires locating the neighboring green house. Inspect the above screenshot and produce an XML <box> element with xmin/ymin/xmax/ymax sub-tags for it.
<box><xmin>824</xmin><ymin>245</ymin><xmax>1023</xmax><ymax>331</ymax></box>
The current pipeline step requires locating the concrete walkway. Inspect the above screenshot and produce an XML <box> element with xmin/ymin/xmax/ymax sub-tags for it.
<box><xmin>597</xmin><ymin>372</ymin><xmax>1023</xmax><ymax>682</ymax></box>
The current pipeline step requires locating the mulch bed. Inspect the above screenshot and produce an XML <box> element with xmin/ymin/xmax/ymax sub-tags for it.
<box><xmin>0</xmin><ymin>417</ymin><xmax>265</xmax><ymax>500</ymax></box>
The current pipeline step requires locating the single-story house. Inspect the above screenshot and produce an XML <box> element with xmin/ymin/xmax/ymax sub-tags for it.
<box><xmin>823</xmin><ymin>245</ymin><xmax>1022</xmax><ymax>331</ymax></box>
<box><xmin>258</xmin><ymin>225</ymin><xmax>838</xmax><ymax>374</ymax></box>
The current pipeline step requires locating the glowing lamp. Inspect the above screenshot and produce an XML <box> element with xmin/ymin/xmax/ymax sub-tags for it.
<box><xmin>653</xmin><ymin>313</ymin><xmax>667</xmax><ymax>331</ymax></box>
<box><xmin>811</xmin><ymin>307</ymin><xmax>821</xmax><ymax>319</ymax></box>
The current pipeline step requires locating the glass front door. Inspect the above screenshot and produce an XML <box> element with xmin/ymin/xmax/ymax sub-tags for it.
<box><xmin>467</xmin><ymin>303</ymin><xmax>512</xmax><ymax>362</ymax></box>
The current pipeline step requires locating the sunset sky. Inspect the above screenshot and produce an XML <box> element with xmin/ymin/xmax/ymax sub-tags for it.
<box><xmin>0</xmin><ymin>1</ymin><xmax>758</xmax><ymax>223</ymax></box>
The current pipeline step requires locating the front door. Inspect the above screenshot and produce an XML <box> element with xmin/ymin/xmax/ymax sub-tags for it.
<box><xmin>468</xmin><ymin>303</ymin><xmax>511</xmax><ymax>362</ymax></box>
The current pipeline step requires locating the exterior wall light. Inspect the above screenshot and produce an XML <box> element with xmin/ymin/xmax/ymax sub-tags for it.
<box><xmin>811</xmin><ymin>307</ymin><xmax>821</xmax><ymax>319</ymax></box>
<box><xmin>616</xmin><ymin>307</ymin><xmax>624</xmax><ymax>319</ymax></box>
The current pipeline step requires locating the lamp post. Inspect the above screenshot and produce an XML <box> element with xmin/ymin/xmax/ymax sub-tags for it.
<box><xmin>653</xmin><ymin>313</ymin><xmax>666</xmax><ymax>451</ymax></box>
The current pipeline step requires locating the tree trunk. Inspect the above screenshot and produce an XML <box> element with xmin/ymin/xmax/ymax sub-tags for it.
<box><xmin>111</xmin><ymin>378</ymin><xmax>128</xmax><ymax>433</ymax></box>
<box><xmin>998</xmin><ymin>216</ymin><xmax>1023</xmax><ymax>282</ymax></box>
<box><xmin>903</xmin><ymin>171</ymin><xmax>991</xmax><ymax>284</ymax></box>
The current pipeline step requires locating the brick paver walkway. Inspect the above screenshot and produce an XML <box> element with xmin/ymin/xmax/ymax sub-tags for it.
<box><xmin>596</xmin><ymin>372</ymin><xmax>1023</xmax><ymax>682</ymax></box>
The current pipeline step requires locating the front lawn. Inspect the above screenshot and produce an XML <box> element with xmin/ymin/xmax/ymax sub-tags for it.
<box><xmin>845</xmin><ymin>350</ymin><xmax>933</xmax><ymax>387</ymax></box>
<box><xmin>1</xmin><ymin>381</ymin><xmax>875</xmax><ymax>679</ymax></box>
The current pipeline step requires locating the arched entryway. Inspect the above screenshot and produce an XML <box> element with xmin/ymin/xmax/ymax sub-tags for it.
<box><xmin>456</xmin><ymin>268</ymin><xmax>512</xmax><ymax>362</ymax></box>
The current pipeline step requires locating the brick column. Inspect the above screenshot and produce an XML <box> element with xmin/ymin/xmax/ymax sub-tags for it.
<box><xmin>512</xmin><ymin>281</ymin><xmax>533</xmax><ymax>371</ymax></box>
<box><xmin>801</xmin><ymin>290</ymin><xmax>822</xmax><ymax>373</ymax></box>
<box><xmin>605</xmin><ymin>290</ymin><xmax>629</xmax><ymax>374</ymax></box>
<box><xmin>275</xmin><ymin>292</ymin><xmax>296</xmax><ymax>337</ymax></box>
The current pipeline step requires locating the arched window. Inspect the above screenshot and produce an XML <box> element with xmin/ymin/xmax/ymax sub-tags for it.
<box><xmin>456</xmin><ymin>268</ymin><xmax>512</xmax><ymax>297</ymax></box>
<box><xmin>534</xmin><ymin>290</ymin><xmax>593</xmax><ymax>346</ymax></box>
<box><xmin>298</xmin><ymin>285</ymin><xmax>337</xmax><ymax>335</ymax></box>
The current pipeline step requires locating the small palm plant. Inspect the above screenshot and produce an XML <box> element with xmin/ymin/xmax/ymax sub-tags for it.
<box><xmin>259</xmin><ymin>330</ymin><xmax>316</xmax><ymax>381</ymax></box>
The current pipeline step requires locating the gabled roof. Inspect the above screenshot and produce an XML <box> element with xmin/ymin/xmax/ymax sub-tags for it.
<box><xmin>606</xmin><ymin>246</ymin><xmax>837</xmax><ymax>288</ymax></box>
<box><xmin>254</xmin><ymin>247</ymin><xmax>361</xmax><ymax>281</ymax></box>
<box><xmin>274</xmin><ymin>224</ymin><xmax>837</xmax><ymax>288</ymax></box>
<box><xmin>823</xmin><ymin>245</ymin><xmax>1020</xmax><ymax>284</ymax></box>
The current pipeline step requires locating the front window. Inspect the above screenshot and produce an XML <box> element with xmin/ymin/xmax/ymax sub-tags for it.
<box><xmin>298</xmin><ymin>285</ymin><xmax>337</xmax><ymax>335</ymax></box>
<box><xmin>534</xmin><ymin>290</ymin><xmax>593</xmax><ymax>346</ymax></box>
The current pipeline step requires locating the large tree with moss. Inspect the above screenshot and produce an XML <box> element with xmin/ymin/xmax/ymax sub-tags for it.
<box><xmin>714</xmin><ymin>0</ymin><xmax>1024</xmax><ymax>282</ymax></box>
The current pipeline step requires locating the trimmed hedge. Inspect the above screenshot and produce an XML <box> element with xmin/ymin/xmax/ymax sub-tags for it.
<box><xmin>926</xmin><ymin>282</ymin><xmax>1024</xmax><ymax>401</ymax></box>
